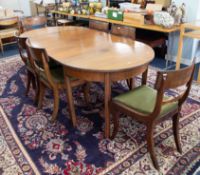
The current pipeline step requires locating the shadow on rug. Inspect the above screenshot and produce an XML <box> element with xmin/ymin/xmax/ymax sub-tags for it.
<box><xmin>0</xmin><ymin>56</ymin><xmax>200</xmax><ymax>175</ymax></box>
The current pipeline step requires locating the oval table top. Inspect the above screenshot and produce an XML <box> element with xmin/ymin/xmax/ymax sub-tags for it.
<box><xmin>20</xmin><ymin>26</ymin><xmax>154</xmax><ymax>72</ymax></box>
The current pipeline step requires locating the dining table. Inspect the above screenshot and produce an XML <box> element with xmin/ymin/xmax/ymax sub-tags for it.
<box><xmin>20</xmin><ymin>26</ymin><xmax>155</xmax><ymax>138</ymax></box>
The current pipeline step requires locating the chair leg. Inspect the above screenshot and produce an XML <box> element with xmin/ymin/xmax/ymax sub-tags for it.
<box><xmin>172</xmin><ymin>112</ymin><xmax>182</xmax><ymax>154</ymax></box>
<box><xmin>0</xmin><ymin>39</ymin><xmax>3</xmax><ymax>56</ymax></box>
<box><xmin>25</xmin><ymin>71</ymin><xmax>31</xmax><ymax>96</ymax></box>
<box><xmin>34</xmin><ymin>76</ymin><xmax>40</xmax><ymax>105</ymax></box>
<box><xmin>110</xmin><ymin>106</ymin><xmax>120</xmax><ymax>139</ymax></box>
<box><xmin>83</xmin><ymin>83</ymin><xmax>90</xmax><ymax>105</ymax></box>
<box><xmin>146</xmin><ymin>123</ymin><xmax>159</xmax><ymax>170</ymax></box>
<box><xmin>50</xmin><ymin>89</ymin><xmax>59</xmax><ymax>122</ymax></box>
<box><xmin>38</xmin><ymin>82</ymin><xmax>45</xmax><ymax>109</ymax></box>
<box><xmin>126</xmin><ymin>78</ymin><xmax>135</xmax><ymax>90</ymax></box>
<box><xmin>31</xmin><ymin>74</ymin><xmax>36</xmax><ymax>90</ymax></box>
<box><xmin>65</xmin><ymin>76</ymin><xmax>77</xmax><ymax>127</ymax></box>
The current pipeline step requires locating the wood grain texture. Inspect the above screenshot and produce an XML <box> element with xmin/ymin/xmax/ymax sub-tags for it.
<box><xmin>21</xmin><ymin>27</ymin><xmax>154</xmax><ymax>72</ymax></box>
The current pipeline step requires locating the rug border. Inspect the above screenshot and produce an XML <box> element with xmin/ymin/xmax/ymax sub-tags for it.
<box><xmin>0</xmin><ymin>106</ymin><xmax>41</xmax><ymax>175</ymax></box>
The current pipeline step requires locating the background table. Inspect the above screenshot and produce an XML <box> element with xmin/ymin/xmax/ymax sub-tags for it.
<box><xmin>176</xmin><ymin>21</ymin><xmax>200</xmax><ymax>83</ymax></box>
<box><xmin>21</xmin><ymin>26</ymin><xmax>154</xmax><ymax>138</ymax></box>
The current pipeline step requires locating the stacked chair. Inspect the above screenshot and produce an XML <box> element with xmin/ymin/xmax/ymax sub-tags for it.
<box><xmin>25</xmin><ymin>40</ymin><xmax>89</xmax><ymax>123</ymax></box>
<box><xmin>16</xmin><ymin>16</ymin><xmax>48</xmax><ymax>102</ymax></box>
<box><xmin>17</xmin><ymin>16</ymin><xmax>89</xmax><ymax>123</ymax></box>
<box><xmin>16</xmin><ymin>36</ymin><xmax>38</xmax><ymax>104</ymax></box>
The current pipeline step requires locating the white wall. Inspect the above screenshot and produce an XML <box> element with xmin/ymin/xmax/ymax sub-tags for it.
<box><xmin>0</xmin><ymin>0</ymin><xmax>20</xmax><ymax>10</ymax></box>
<box><xmin>0</xmin><ymin>0</ymin><xmax>32</xmax><ymax>16</ymax></box>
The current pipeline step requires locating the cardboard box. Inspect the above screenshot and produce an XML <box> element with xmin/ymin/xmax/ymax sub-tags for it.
<box><xmin>123</xmin><ymin>12</ymin><xmax>144</xmax><ymax>24</ymax></box>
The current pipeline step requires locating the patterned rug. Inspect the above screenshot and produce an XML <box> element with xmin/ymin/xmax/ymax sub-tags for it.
<box><xmin>0</xmin><ymin>55</ymin><xmax>200</xmax><ymax>175</ymax></box>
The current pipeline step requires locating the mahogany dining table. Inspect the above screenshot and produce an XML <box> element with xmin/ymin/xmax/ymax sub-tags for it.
<box><xmin>20</xmin><ymin>26</ymin><xmax>154</xmax><ymax>138</ymax></box>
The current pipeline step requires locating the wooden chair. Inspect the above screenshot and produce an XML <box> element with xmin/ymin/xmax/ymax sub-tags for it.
<box><xmin>16</xmin><ymin>36</ymin><xmax>38</xmax><ymax>102</ymax></box>
<box><xmin>110</xmin><ymin>64</ymin><xmax>195</xmax><ymax>170</ymax></box>
<box><xmin>26</xmin><ymin>39</ymin><xmax>89</xmax><ymax>122</ymax></box>
<box><xmin>89</xmin><ymin>20</ymin><xmax>109</xmax><ymax>32</ymax></box>
<box><xmin>0</xmin><ymin>17</ymin><xmax>20</xmax><ymax>54</ymax></box>
<box><xmin>21</xmin><ymin>16</ymin><xmax>47</xmax><ymax>32</ymax></box>
<box><xmin>110</xmin><ymin>24</ymin><xmax>136</xmax><ymax>89</ymax></box>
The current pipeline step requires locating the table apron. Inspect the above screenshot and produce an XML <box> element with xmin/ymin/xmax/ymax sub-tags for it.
<box><xmin>63</xmin><ymin>63</ymin><xmax>149</xmax><ymax>82</ymax></box>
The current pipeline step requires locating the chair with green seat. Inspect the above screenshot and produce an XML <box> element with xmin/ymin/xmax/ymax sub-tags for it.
<box><xmin>110</xmin><ymin>64</ymin><xmax>195</xmax><ymax>170</ymax></box>
<box><xmin>26</xmin><ymin>39</ymin><xmax>89</xmax><ymax>122</ymax></box>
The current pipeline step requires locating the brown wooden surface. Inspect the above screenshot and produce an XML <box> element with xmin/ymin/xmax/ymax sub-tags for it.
<box><xmin>89</xmin><ymin>20</ymin><xmax>109</xmax><ymax>32</ymax></box>
<box><xmin>21</xmin><ymin>26</ymin><xmax>154</xmax><ymax>138</ymax></box>
<box><xmin>111</xmin><ymin>24</ymin><xmax>135</xmax><ymax>40</ymax></box>
<box><xmin>21</xmin><ymin>27</ymin><xmax>154</xmax><ymax>72</ymax></box>
<box><xmin>51</xmin><ymin>10</ymin><xmax>180</xmax><ymax>33</ymax></box>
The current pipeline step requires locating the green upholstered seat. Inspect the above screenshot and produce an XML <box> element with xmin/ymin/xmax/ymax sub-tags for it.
<box><xmin>114</xmin><ymin>85</ymin><xmax>178</xmax><ymax>117</ymax></box>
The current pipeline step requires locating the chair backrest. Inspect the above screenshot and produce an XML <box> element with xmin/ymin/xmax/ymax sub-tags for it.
<box><xmin>89</xmin><ymin>20</ymin><xmax>109</xmax><ymax>32</ymax></box>
<box><xmin>16</xmin><ymin>36</ymin><xmax>35</xmax><ymax>69</ymax></box>
<box><xmin>152</xmin><ymin>63</ymin><xmax>195</xmax><ymax>118</ymax></box>
<box><xmin>16</xmin><ymin>36</ymin><xmax>28</xmax><ymax>64</ymax></box>
<box><xmin>0</xmin><ymin>16</ymin><xmax>19</xmax><ymax>29</ymax></box>
<box><xmin>21</xmin><ymin>16</ymin><xmax>47</xmax><ymax>32</ymax></box>
<box><xmin>110</xmin><ymin>24</ymin><xmax>135</xmax><ymax>40</ymax></box>
<box><xmin>26</xmin><ymin>39</ymin><xmax>54</xmax><ymax>86</ymax></box>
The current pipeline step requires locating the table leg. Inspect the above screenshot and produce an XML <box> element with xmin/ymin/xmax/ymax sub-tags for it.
<box><xmin>52</xmin><ymin>12</ymin><xmax>56</xmax><ymax>26</ymax></box>
<box><xmin>104</xmin><ymin>73</ymin><xmax>111</xmax><ymax>138</ymax></box>
<box><xmin>65</xmin><ymin>75</ymin><xmax>77</xmax><ymax>127</ymax></box>
<box><xmin>176</xmin><ymin>26</ymin><xmax>184</xmax><ymax>70</ymax></box>
<box><xmin>198</xmin><ymin>66</ymin><xmax>200</xmax><ymax>83</ymax></box>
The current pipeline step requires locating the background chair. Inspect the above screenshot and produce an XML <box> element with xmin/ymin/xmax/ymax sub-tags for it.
<box><xmin>26</xmin><ymin>39</ymin><xmax>89</xmax><ymax>123</ymax></box>
<box><xmin>16</xmin><ymin>36</ymin><xmax>38</xmax><ymax>103</ymax></box>
<box><xmin>21</xmin><ymin>16</ymin><xmax>47</xmax><ymax>32</ymax></box>
<box><xmin>0</xmin><ymin>17</ymin><xmax>20</xmax><ymax>54</ymax></box>
<box><xmin>89</xmin><ymin>20</ymin><xmax>109</xmax><ymax>32</ymax></box>
<box><xmin>110</xmin><ymin>64</ymin><xmax>195</xmax><ymax>170</ymax></box>
<box><xmin>110</xmin><ymin>24</ymin><xmax>136</xmax><ymax>89</ymax></box>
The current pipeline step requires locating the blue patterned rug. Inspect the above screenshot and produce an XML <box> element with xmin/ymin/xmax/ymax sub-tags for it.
<box><xmin>0</xmin><ymin>56</ymin><xmax>200</xmax><ymax>175</ymax></box>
